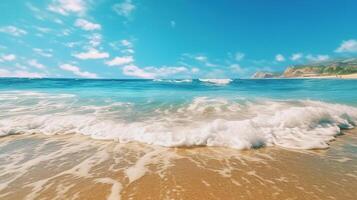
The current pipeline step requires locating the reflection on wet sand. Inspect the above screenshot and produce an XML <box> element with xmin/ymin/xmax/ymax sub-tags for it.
<box><xmin>0</xmin><ymin>131</ymin><xmax>356</xmax><ymax>200</ymax></box>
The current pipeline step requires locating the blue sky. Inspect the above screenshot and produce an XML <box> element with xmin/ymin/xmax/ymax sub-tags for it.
<box><xmin>0</xmin><ymin>0</ymin><xmax>357</xmax><ymax>79</ymax></box>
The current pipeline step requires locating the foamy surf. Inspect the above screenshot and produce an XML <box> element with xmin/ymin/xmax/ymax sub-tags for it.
<box><xmin>198</xmin><ymin>79</ymin><xmax>232</xmax><ymax>85</ymax></box>
<box><xmin>0</xmin><ymin>91</ymin><xmax>356</xmax><ymax>150</ymax></box>
<box><xmin>153</xmin><ymin>79</ymin><xmax>192</xmax><ymax>83</ymax></box>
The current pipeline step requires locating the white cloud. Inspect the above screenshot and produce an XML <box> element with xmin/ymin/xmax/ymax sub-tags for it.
<box><xmin>28</xmin><ymin>59</ymin><xmax>46</xmax><ymax>69</ymax></box>
<box><xmin>64</xmin><ymin>42</ymin><xmax>81</xmax><ymax>48</ymax></box>
<box><xmin>121</xmin><ymin>49</ymin><xmax>135</xmax><ymax>54</ymax></box>
<box><xmin>26</xmin><ymin>3</ymin><xmax>48</xmax><ymax>21</ymax></box>
<box><xmin>184</xmin><ymin>54</ymin><xmax>216</xmax><ymax>67</ymax></box>
<box><xmin>335</xmin><ymin>39</ymin><xmax>357</xmax><ymax>53</ymax></box>
<box><xmin>0</xmin><ymin>26</ymin><xmax>27</xmax><ymax>37</ymax></box>
<box><xmin>275</xmin><ymin>54</ymin><xmax>285</xmax><ymax>62</ymax></box>
<box><xmin>235</xmin><ymin>52</ymin><xmax>245</xmax><ymax>61</ymax></box>
<box><xmin>0</xmin><ymin>69</ymin><xmax>44</xmax><ymax>78</ymax></box>
<box><xmin>290</xmin><ymin>53</ymin><xmax>303</xmax><ymax>61</ymax></box>
<box><xmin>56</xmin><ymin>29</ymin><xmax>71</xmax><ymax>37</ymax></box>
<box><xmin>113</xmin><ymin>0</ymin><xmax>135</xmax><ymax>17</ymax></box>
<box><xmin>195</xmin><ymin>55</ymin><xmax>207</xmax><ymax>62</ymax></box>
<box><xmin>121</xmin><ymin>65</ymin><xmax>190</xmax><ymax>79</ymax></box>
<box><xmin>121</xmin><ymin>39</ymin><xmax>133</xmax><ymax>48</ymax></box>
<box><xmin>48</xmin><ymin>0</ymin><xmax>86</xmax><ymax>15</ymax></box>
<box><xmin>33</xmin><ymin>48</ymin><xmax>53</xmax><ymax>57</ymax></box>
<box><xmin>59</xmin><ymin>64</ymin><xmax>97</xmax><ymax>78</ymax></box>
<box><xmin>35</xmin><ymin>27</ymin><xmax>52</xmax><ymax>33</ymax></box>
<box><xmin>86</xmin><ymin>33</ymin><xmax>102</xmax><ymax>47</ymax></box>
<box><xmin>144</xmin><ymin>66</ymin><xmax>188</xmax><ymax>77</ymax></box>
<box><xmin>123</xmin><ymin>65</ymin><xmax>154</xmax><ymax>79</ymax></box>
<box><xmin>230</xmin><ymin>64</ymin><xmax>244</xmax><ymax>74</ymax></box>
<box><xmin>110</xmin><ymin>40</ymin><xmax>134</xmax><ymax>53</ymax></box>
<box><xmin>120</xmin><ymin>39</ymin><xmax>134</xmax><ymax>54</ymax></box>
<box><xmin>197</xmin><ymin>56</ymin><xmax>216</xmax><ymax>67</ymax></box>
<box><xmin>1</xmin><ymin>54</ymin><xmax>16</xmax><ymax>61</ymax></box>
<box><xmin>75</xmin><ymin>19</ymin><xmax>101</xmax><ymax>31</ymax></box>
<box><xmin>106</xmin><ymin>56</ymin><xmax>134</xmax><ymax>66</ymax></box>
<box><xmin>73</xmin><ymin>48</ymin><xmax>109</xmax><ymax>60</ymax></box>
<box><xmin>306</xmin><ymin>54</ymin><xmax>330</xmax><ymax>62</ymax></box>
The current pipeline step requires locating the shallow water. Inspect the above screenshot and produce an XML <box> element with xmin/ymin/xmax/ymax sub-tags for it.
<box><xmin>0</xmin><ymin>132</ymin><xmax>356</xmax><ymax>200</ymax></box>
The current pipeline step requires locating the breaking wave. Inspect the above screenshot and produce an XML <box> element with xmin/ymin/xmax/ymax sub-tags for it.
<box><xmin>153</xmin><ymin>79</ymin><xmax>192</xmax><ymax>83</ymax></box>
<box><xmin>0</xmin><ymin>92</ymin><xmax>356</xmax><ymax>150</ymax></box>
<box><xmin>198</xmin><ymin>79</ymin><xmax>232</xmax><ymax>85</ymax></box>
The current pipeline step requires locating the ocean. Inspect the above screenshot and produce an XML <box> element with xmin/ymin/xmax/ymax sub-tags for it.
<box><xmin>1</xmin><ymin>78</ymin><xmax>357</xmax><ymax>150</ymax></box>
<box><xmin>1</xmin><ymin>78</ymin><xmax>357</xmax><ymax>199</ymax></box>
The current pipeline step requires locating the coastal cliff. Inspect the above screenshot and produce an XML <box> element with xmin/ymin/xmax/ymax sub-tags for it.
<box><xmin>252</xmin><ymin>58</ymin><xmax>357</xmax><ymax>78</ymax></box>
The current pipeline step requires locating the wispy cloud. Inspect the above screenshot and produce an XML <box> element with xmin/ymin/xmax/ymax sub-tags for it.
<box><xmin>73</xmin><ymin>48</ymin><xmax>109</xmax><ymax>60</ymax></box>
<box><xmin>59</xmin><ymin>64</ymin><xmax>97</xmax><ymax>78</ymax></box>
<box><xmin>275</xmin><ymin>54</ymin><xmax>285</xmax><ymax>62</ymax></box>
<box><xmin>1</xmin><ymin>54</ymin><xmax>16</xmax><ymax>61</ymax></box>
<box><xmin>33</xmin><ymin>48</ymin><xmax>53</xmax><ymax>57</ymax></box>
<box><xmin>229</xmin><ymin>64</ymin><xmax>244</xmax><ymax>74</ymax></box>
<box><xmin>122</xmin><ymin>65</ymin><xmax>154</xmax><ymax>79</ymax></box>
<box><xmin>192</xmin><ymin>55</ymin><xmax>216</xmax><ymax>67</ymax></box>
<box><xmin>35</xmin><ymin>26</ymin><xmax>52</xmax><ymax>33</ymax></box>
<box><xmin>28</xmin><ymin>59</ymin><xmax>46</xmax><ymax>69</ymax></box>
<box><xmin>110</xmin><ymin>39</ymin><xmax>134</xmax><ymax>54</ymax></box>
<box><xmin>0</xmin><ymin>69</ymin><xmax>44</xmax><ymax>78</ymax></box>
<box><xmin>75</xmin><ymin>19</ymin><xmax>101</xmax><ymax>31</ymax></box>
<box><xmin>306</xmin><ymin>54</ymin><xmax>330</xmax><ymax>62</ymax></box>
<box><xmin>48</xmin><ymin>0</ymin><xmax>87</xmax><ymax>16</ymax></box>
<box><xmin>235</xmin><ymin>52</ymin><xmax>245</xmax><ymax>61</ymax></box>
<box><xmin>113</xmin><ymin>0</ymin><xmax>135</xmax><ymax>18</ymax></box>
<box><xmin>106</xmin><ymin>56</ymin><xmax>134</xmax><ymax>66</ymax></box>
<box><xmin>121</xmin><ymin>65</ymin><xmax>189</xmax><ymax>79</ymax></box>
<box><xmin>0</xmin><ymin>26</ymin><xmax>27</xmax><ymax>37</ymax></box>
<box><xmin>290</xmin><ymin>53</ymin><xmax>303</xmax><ymax>61</ymax></box>
<box><xmin>144</xmin><ymin>66</ymin><xmax>188</xmax><ymax>77</ymax></box>
<box><xmin>335</xmin><ymin>39</ymin><xmax>357</xmax><ymax>53</ymax></box>
<box><xmin>121</xmin><ymin>39</ymin><xmax>133</xmax><ymax>48</ymax></box>
<box><xmin>88</xmin><ymin>33</ymin><xmax>102</xmax><ymax>47</ymax></box>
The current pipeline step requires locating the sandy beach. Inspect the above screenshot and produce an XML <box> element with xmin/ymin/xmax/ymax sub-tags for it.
<box><xmin>291</xmin><ymin>73</ymin><xmax>357</xmax><ymax>79</ymax></box>
<box><xmin>0</xmin><ymin>129</ymin><xmax>356</xmax><ymax>200</ymax></box>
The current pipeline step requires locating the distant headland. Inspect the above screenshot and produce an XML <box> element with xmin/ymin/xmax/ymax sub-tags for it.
<box><xmin>252</xmin><ymin>58</ymin><xmax>357</xmax><ymax>79</ymax></box>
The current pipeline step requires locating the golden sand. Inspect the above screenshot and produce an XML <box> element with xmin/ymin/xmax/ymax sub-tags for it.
<box><xmin>292</xmin><ymin>73</ymin><xmax>357</xmax><ymax>79</ymax></box>
<box><xmin>0</xmin><ymin>131</ymin><xmax>356</xmax><ymax>200</ymax></box>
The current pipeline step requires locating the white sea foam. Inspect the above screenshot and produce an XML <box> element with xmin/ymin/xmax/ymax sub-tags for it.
<box><xmin>198</xmin><ymin>79</ymin><xmax>232</xmax><ymax>85</ymax></box>
<box><xmin>153</xmin><ymin>79</ymin><xmax>192</xmax><ymax>83</ymax></box>
<box><xmin>0</xmin><ymin>92</ymin><xmax>356</xmax><ymax>150</ymax></box>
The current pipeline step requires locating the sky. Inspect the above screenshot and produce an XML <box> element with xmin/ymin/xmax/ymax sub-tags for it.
<box><xmin>0</xmin><ymin>0</ymin><xmax>357</xmax><ymax>79</ymax></box>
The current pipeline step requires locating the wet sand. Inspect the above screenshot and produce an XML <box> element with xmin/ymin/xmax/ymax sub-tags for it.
<box><xmin>0</xmin><ymin>130</ymin><xmax>356</xmax><ymax>200</ymax></box>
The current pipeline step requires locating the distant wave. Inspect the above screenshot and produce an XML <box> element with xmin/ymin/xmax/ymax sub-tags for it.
<box><xmin>198</xmin><ymin>79</ymin><xmax>232</xmax><ymax>85</ymax></box>
<box><xmin>1</xmin><ymin>92</ymin><xmax>356</xmax><ymax>150</ymax></box>
<box><xmin>153</xmin><ymin>79</ymin><xmax>192</xmax><ymax>83</ymax></box>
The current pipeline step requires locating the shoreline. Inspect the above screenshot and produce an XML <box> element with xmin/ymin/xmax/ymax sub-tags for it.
<box><xmin>251</xmin><ymin>73</ymin><xmax>357</xmax><ymax>79</ymax></box>
<box><xmin>286</xmin><ymin>73</ymin><xmax>357</xmax><ymax>79</ymax></box>
<box><xmin>0</xmin><ymin>130</ymin><xmax>356</xmax><ymax>200</ymax></box>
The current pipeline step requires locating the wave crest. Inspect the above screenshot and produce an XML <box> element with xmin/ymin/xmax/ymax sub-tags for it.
<box><xmin>0</xmin><ymin>93</ymin><xmax>356</xmax><ymax>150</ymax></box>
<box><xmin>198</xmin><ymin>79</ymin><xmax>232</xmax><ymax>85</ymax></box>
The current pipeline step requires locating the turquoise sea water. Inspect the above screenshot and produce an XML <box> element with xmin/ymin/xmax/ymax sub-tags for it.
<box><xmin>0</xmin><ymin>78</ymin><xmax>357</xmax><ymax>150</ymax></box>
<box><xmin>1</xmin><ymin>78</ymin><xmax>357</xmax><ymax>104</ymax></box>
